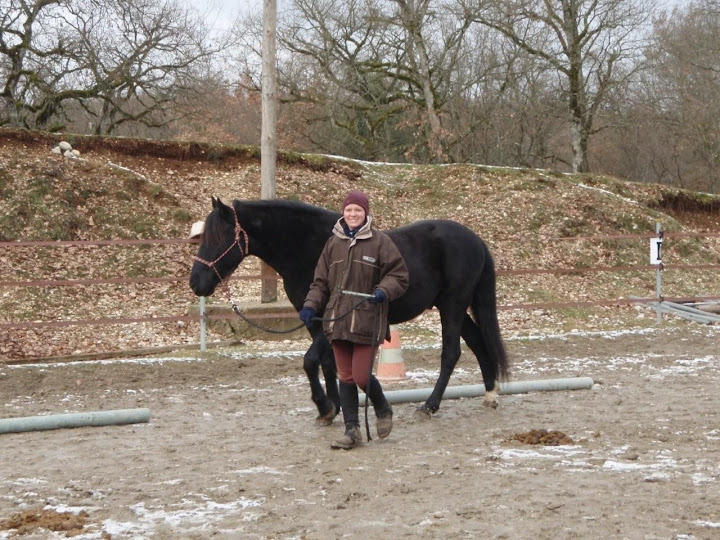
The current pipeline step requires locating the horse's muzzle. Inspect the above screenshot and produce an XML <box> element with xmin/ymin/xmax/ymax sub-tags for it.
<box><xmin>189</xmin><ymin>267</ymin><xmax>218</xmax><ymax>297</ymax></box>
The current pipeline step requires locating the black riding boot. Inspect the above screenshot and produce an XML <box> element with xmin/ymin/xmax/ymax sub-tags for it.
<box><xmin>331</xmin><ymin>381</ymin><xmax>361</xmax><ymax>450</ymax></box>
<box><xmin>365</xmin><ymin>375</ymin><xmax>393</xmax><ymax>439</ymax></box>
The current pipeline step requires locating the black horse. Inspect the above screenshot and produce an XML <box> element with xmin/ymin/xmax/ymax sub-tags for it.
<box><xmin>189</xmin><ymin>198</ymin><xmax>509</xmax><ymax>423</ymax></box>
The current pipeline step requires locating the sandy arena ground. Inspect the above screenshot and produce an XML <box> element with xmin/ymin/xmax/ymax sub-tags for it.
<box><xmin>1</xmin><ymin>324</ymin><xmax>719</xmax><ymax>539</ymax></box>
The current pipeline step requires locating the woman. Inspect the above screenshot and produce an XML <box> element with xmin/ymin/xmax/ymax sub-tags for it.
<box><xmin>299</xmin><ymin>190</ymin><xmax>409</xmax><ymax>450</ymax></box>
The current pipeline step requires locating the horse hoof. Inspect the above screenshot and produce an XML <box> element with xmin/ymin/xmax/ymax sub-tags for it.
<box><xmin>483</xmin><ymin>399</ymin><xmax>499</xmax><ymax>409</ymax></box>
<box><xmin>414</xmin><ymin>406</ymin><xmax>432</xmax><ymax>420</ymax></box>
<box><xmin>315</xmin><ymin>408</ymin><xmax>338</xmax><ymax>426</ymax></box>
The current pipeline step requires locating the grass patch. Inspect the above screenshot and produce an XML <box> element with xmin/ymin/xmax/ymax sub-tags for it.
<box><xmin>173</xmin><ymin>208</ymin><xmax>191</xmax><ymax>223</ymax></box>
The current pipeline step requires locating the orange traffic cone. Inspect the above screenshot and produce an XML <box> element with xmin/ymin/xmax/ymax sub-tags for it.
<box><xmin>377</xmin><ymin>325</ymin><xmax>406</xmax><ymax>381</ymax></box>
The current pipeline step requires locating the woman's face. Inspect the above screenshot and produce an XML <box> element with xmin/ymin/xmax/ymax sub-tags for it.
<box><xmin>343</xmin><ymin>204</ymin><xmax>366</xmax><ymax>229</ymax></box>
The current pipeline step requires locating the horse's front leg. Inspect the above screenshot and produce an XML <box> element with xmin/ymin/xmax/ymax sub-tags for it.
<box><xmin>417</xmin><ymin>319</ymin><xmax>462</xmax><ymax>419</ymax></box>
<box><xmin>317</xmin><ymin>335</ymin><xmax>340</xmax><ymax>424</ymax></box>
<box><xmin>303</xmin><ymin>331</ymin><xmax>339</xmax><ymax>426</ymax></box>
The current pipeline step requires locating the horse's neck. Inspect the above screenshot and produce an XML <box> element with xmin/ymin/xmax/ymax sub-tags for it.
<box><xmin>244</xmin><ymin>204</ymin><xmax>334</xmax><ymax>282</ymax></box>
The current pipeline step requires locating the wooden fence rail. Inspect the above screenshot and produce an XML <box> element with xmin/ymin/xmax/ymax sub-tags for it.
<box><xmin>2</xmin><ymin>231</ymin><xmax>719</xmax><ymax>360</ymax></box>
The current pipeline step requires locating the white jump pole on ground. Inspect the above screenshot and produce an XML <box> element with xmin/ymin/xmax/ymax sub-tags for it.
<box><xmin>358</xmin><ymin>377</ymin><xmax>594</xmax><ymax>405</ymax></box>
<box><xmin>0</xmin><ymin>408</ymin><xmax>151</xmax><ymax>435</ymax></box>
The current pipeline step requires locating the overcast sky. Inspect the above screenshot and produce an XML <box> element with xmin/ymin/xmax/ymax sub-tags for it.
<box><xmin>207</xmin><ymin>0</ymin><xmax>267</xmax><ymax>29</ymax></box>
<box><xmin>209</xmin><ymin>0</ymin><xmax>689</xmax><ymax>32</ymax></box>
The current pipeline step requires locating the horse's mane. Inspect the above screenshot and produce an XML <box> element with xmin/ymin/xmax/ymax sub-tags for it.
<box><xmin>199</xmin><ymin>207</ymin><xmax>227</xmax><ymax>247</ymax></box>
<box><xmin>248</xmin><ymin>198</ymin><xmax>339</xmax><ymax>218</ymax></box>
<box><xmin>200</xmin><ymin>199</ymin><xmax>339</xmax><ymax>247</ymax></box>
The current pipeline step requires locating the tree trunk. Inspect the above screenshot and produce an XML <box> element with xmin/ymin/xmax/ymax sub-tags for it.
<box><xmin>571</xmin><ymin>120</ymin><xmax>589</xmax><ymax>173</ymax></box>
<box><xmin>397</xmin><ymin>0</ymin><xmax>444</xmax><ymax>160</ymax></box>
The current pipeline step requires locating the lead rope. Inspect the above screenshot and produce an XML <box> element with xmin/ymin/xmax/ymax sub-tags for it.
<box><xmin>231</xmin><ymin>288</ymin><xmax>378</xmax><ymax>439</ymax></box>
<box><xmin>364</xmin><ymin>303</ymin><xmax>382</xmax><ymax>442</ymax></box>
<box><xmin>227</xmin><ymin>295</ymin><xmax>369</xmax><ymax>334</ymax></box>
<box><xmin>219</xmin><ymin>276</ymin><xmax>379</xmax><ymax>439</ymax></box>
<box><xmin>340</xmin><ymin>291</ymin><xmax>382</xmax><ymax>442</ymax></box>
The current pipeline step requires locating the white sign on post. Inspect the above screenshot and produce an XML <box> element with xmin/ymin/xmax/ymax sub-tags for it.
<box><xmin>650</xmin><ymin>237</ymin><xmax>663</xmax><ymax>265</ymax></box>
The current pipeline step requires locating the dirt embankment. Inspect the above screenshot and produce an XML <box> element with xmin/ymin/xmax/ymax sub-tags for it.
<box><xmin>1</xmin><ymin>127</ymin><xmax>719</xmax><ymax>362</ymax></box>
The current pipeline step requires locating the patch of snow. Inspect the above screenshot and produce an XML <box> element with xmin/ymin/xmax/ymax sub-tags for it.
<box><xmin>577</xmin><ymin>182</ymin><xmax>639</xmax><ymax>205</ymax></box>
<box><xmin>230</xmin><ymin>466</ymin><xmax>288</xmax><ymax>475</ymax></box>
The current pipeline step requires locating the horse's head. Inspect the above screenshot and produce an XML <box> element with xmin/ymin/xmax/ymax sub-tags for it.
<box><xmin>189</xmin><ymin>197</ymin><xmax>249</xmax><ymax>297</ymax></box>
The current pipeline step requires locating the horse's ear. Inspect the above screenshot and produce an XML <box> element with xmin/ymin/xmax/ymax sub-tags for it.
<box><xmin>216</xmin><ymin>198</ymin><xmax>234</xmax><ymax>221</ymax></box>
<box><xmin>211</xmin><ymin>196</ymin><xmax>218</xmax><ymax>209</ymax></box>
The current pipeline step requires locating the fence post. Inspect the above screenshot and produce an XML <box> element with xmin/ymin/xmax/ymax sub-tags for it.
<box><xmin>655</xmin><ymin>222</ymin><xmax>663</xmax><ymax>324</ymax></box>
<box><xmin>200</xmin><ymin>296</ymin><xmax>207</xmax><ymax>352</ymax></box>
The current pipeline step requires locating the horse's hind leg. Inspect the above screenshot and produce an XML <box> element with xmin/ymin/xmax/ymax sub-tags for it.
<box><xmin>416</xmin><ymin>310</ymin><xmax>463</xmax><ymax>418</ymax></box>
<box><xmin>461</xmin><ymin>314</ymin><xmax>500</xmax><ymax>408</ymax></box>
<box><xmin>303</xmin><ymin>334</ymin><xmax>340</xmax><ymax>425</ymax></box>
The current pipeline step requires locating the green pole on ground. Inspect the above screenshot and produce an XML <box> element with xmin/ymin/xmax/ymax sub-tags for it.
<box><xmin>358</xmin><ymin>377</ymin><xmax>594</xmax><ymax>405</ymax></box>
<box><xmin>0</xmin><ymin>408</ymin><xmax>151</xmax><ymax>434</ymax></box>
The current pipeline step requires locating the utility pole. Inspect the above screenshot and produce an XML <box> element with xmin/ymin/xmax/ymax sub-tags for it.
<box><xmin>260</xmin><ymin>0</ymin><xmax>278</xmax><ymax>302</ymax></box>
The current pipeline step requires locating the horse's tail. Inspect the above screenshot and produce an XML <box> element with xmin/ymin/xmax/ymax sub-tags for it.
<box><xmin>470</xmin><ymin>244</ymin><xmax>510</xmax><ymax>381</ymax></box>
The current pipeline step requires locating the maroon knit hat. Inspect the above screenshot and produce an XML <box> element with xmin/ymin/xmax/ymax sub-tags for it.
<box><xmin>342</xmin><ymin>190</ymin><xmax>370</xmax><ymax>215</ymax></box>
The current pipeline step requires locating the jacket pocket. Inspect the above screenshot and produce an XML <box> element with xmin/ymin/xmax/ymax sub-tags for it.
<box><xmin>350</xmin><ymin>302</ymin><xmax>379</xmax><ymax>338</ymax></box>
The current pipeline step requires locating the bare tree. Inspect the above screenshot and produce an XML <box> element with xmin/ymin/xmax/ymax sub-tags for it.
<box><xmin>0</xmin><ymin>0</ymin><xmax>232</xmax><ymax>134</ymax></box>
<box><xmin>249</xmin><ymin>0</ymin><xmax>500</xmax><ymax>162</ymax></box>
<box><xmin>0</xmin><ymin>0</ymin><xmax>68</xmax><ymax>127</ymax></box>
<box><xmin>391</xmin><ymin>0</ymin><xmax>458</xmax><ymax>159</ymax></box>
<box><xmin>466</xmin><ymin>0</ymin><xmax>653</xmax><ymax>173</ymax></box>
<box><xmin>635</xmin><ymin>0</ymin><xmax>720</xmax><ymax>192</ymax></box>
<box><xmin>275</xmin><ymin>0</ymin><xmax>425</xmax><ymax>160</ymax></box>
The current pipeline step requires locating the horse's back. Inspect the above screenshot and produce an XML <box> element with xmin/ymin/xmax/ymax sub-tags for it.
<box><xmin>388</xmin><ymin>219</ymin><xmax>489</xmax><ymax>260</ymax></box>
<box><xmin>390</xmin><ymin>218</ymin><xmax>484</xmax><ymax>236</ymax></box>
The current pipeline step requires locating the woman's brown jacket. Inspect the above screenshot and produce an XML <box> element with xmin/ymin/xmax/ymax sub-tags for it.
<box><xmin>303</xmin><ymin>216</ymin><xmax>409</xmax><ymax>345</ymax></box>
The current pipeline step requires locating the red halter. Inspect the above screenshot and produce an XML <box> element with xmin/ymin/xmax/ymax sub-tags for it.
<box><xmin>193</xmin><ymin>204</ymin><xmax>249</xmax><ymax>285</ymax></box>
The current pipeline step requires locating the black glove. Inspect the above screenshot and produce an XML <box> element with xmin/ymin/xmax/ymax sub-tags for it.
<box><xmin>298</xmin><ymin>307</ymin><xmax>317</xmax><ymax>328</ymax></box>
<box><xmin>369</xmin><ymin>289</ymin><xmax>387</xmax><ymax>304</ymax></box>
